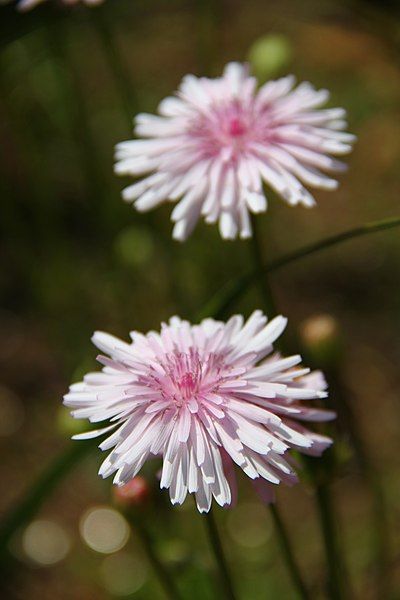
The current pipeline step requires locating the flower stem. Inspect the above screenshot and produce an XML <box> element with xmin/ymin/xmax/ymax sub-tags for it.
<box><xmin>249</xmin><ymin>216</ymin><xmax>312</xmax><ymax>599</ymax></box>
<box><xmin>313</xmin><ymin>480</ymin><xmax>345</xmax><ymax>599</ymax></box>
<box><xmin>128</xmin><ymin>511</ymin><xmax>182</xmax><ymax>600</ymax></box>
<box><xmin>197</xmin><ymin>215</ymin><xmax>400</xmax><ymax>321</ymax></box>
<box><xmin>194</xmin><ymin>0</ymin><xmax>222</xmax><ymax>72</ymax></box>
<box><xmin>203</xmin><ymin>510</ymin><xmax>237</xmax><ymax>600</ymax></box>
<box><xmin>269</xmin><ymin>504</ymin><xmax>311</xmax><ymax>600</ymax></box>
<box><xmin>91</xmin><ymin>5</ymin><xmax>138</xmax><ymax>125</ymax></box>
<box><xmin>330</xmin><ymin>379</ymin><xmax>390</xmax><ymax>594</ymax></box>
<box><xmin>247</xmin><ymin>215</ymin><xmax>346</xmax><ymax>599</ymax></box>
<box><xmin>249</xmin><ymin>215</ymin><xmax>277</xmax><ymax>316</ymax></box>
<box><xmin>45</xmin><ymin>20</ymin><xmax>106</xmax><ymax>210</ymax></box>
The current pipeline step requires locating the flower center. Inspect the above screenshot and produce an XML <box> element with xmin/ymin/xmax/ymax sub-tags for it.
<box><xmin>144</xmin><ymin>349</ymin><xmax>225</xmax><ymax>410</ymax></box>
<box><xmin>178</xmin><ymin>372</ymin><xmax>198</xmax><ymax>399</ymax></box>
<box><xmin>168</xmin><ymin>350</ymin><xmax>205</xmax><ymax>405</ymax></box>
<box><xmin>188</xmin><ymin>100</ymin><xmax>254</xmax><ymax>160</ymax></box>
<box><xmin>227</xmin><ymin>116</ymin><xmax>247</xmax><ymax>137</ymax></box>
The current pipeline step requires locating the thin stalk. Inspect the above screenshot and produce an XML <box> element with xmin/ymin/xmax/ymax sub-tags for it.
<box><xmin>0</xmin><ymin>61</ymin><xmax>48</xmax><ymax>247</ymax></box>
<box><xmin>269</xmin><ymin>504</ymin><xmax>310</xmax><ymax>600</ymax></box>
<box><xmin>197</xmin><ymin>215</ymin><xmax>400</xmax><ymax>321</ymax></box>
<box><xmin>91</xmin><ymin>6</ymin><xmax>138</xmax><ymax>125</ymax></box>
<box><xmin>129</xmin><ymin>512</ymin><xmax>182</xmax><ymax>600</ymax></box>
<box><xmin>45</xmin><ymin>21</ymin><xmax>106</xmax><ymax>210</ymax></box>
<box><xmin>369</xmin><ymin>474</ymin><xmax>390</xmax><ymax>597</ymax></box>
<box><xmin>248</xmin><ymin>218</ymin><xmax>310</xmax><ymax>600</ymax></box>
<box><xmin>314</xmin><ymin>482</ymin><xmax>345</xmax><ymax>600</ymax></box>
<box><xmin>203</xmin><ymin>510</ymin><xmax>237</xmax><ymax>600</ymax></box>
<box><xmin>194</xmin><ymin>0</ymin><xmax>222</xmax><ymax>72</ymax></box>
<box><xmin>331</xmin><ymin>379</ymin><xmax>390</xmax><ymax>595</ymax></box>
<box><xmin>247</xmin><ymin>215</ymin><xmax>345</xmax><ymax>600</ymax></box>
<box><xmin>249</xmin><ymin>215</ymin><xmax>277</xmax><ymax>316</ymax></box>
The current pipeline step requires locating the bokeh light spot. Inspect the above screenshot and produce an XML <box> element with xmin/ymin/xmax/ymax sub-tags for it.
<box><xmin>22</xmin><ymin>520</ymin><xmax>71</xmax><ymax>566</ymax></box>
<box><xmin>79</xmin><ymin>506</ymin><xmax>130</xmax><ymax>554</ymax></box>
<box><xmin>100</xmin><ymin>552</ymin><xmax>148</xmax><ymax>596</ymax></box>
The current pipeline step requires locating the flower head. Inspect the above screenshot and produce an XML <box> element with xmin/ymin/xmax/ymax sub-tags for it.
<box><xmin>115</xmin><ymin>62</ymin><xmax>355</xmax><ymax>241</ymax></box>
<box><xmin>64</xmin><ymin>311</ymin><xmax>334</xmax><ymax>512</ymax></box>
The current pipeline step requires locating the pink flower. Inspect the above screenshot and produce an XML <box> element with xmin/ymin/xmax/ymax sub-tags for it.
<box><xmin>115</xmin><ymin>63</ymin><xmax>355</xmax><ymax>241</ymax></box>
<box><xmin>64</xmin><ymin>311</ymin><xmax>334</xmax><ymax>512</ymax></box>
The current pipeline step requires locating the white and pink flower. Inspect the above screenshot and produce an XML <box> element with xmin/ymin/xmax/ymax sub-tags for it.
<box><xmin>115</xmin><ymin>62</ymin><xmax>355</xmax><ymax>241</ymax></box>
<box><xmin>64</xmin><ymin>311</ymin><xmax>334</xmax><ymax>512</ymax></box>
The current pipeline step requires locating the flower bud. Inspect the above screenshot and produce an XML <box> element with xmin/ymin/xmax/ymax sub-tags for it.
<box><xmin>113</xmin><ymin>477</ymin><xmax>150</xmax><ymax>509</ymax></box>
<box><xmin>299</xmin><ymin>314</ymin><xmax>342</xmax><ymax>368</ymax></box>
<box><xmin>248</xmin><ymin>34</ymin><xmax>292</xmax><ymax>81</ymax></box>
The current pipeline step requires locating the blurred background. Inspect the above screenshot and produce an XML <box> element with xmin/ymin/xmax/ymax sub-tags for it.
<box><xmin>1</xmin><ymin>0</ymin><xmax>400</xmax><ymax>598</ymax></box>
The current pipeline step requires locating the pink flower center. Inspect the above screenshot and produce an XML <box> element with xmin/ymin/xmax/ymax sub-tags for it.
<box><xmin>188</xmin><ymin>100</ymin><xmax>255</xmax><ymax>161</ymax></box>
<box><xmin>144</xmin><ymin>349</ymin><xmax>226</xmax><ymax>410</ymax></box>
<box><xmin>228</xmin><ymin>116</ymin><xmax>247</xmax><ymax>137</ymax></box>
<box><xmin>178</xmin><ymin>372</ymin><xmax>198</xmax><ymax>398</ymax></box>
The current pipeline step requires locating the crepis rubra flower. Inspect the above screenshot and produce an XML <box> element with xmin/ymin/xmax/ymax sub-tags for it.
<box><xmin>115</xmin><ymin>62</ymin><xmax>355</xmax><ymax>241</ymax></box>
<box><xmin>64</xmin><ymin>311</ymin><xmax>334</xmax><ymax>513</ymax></box>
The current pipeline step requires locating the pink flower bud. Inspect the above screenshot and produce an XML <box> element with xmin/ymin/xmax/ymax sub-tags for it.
<box><xmin>113</xmin><ymin>477</ymin><xmax>150</xmax><ymax>508</ymax></box>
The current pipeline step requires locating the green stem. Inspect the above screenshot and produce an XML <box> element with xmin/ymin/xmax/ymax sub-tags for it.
<box><xmin>369</xmin><ymin>474</ymin><xmax>390</xmax><ymax>596</ymax></box>
<box><xmin>91</xmin><ymin>6</ymin><xmax>138</xmax><ymax>125</ymax></box>
<box><xmin>45</xmin><ymin>21</ymin><xmax>105</xmax><ymax>210</ymax></box>
<box><xmin>332</xmin><ymin>379</ymin><xmax>390</xmax><ymax>594</ymax></box>
<box><xmin>197</xmin><ymin>215</ymin><xmax>400</xmax><ymax>321</ymax></box>
<box><xmin>203</xmin><ymin>510</ymin><xmax>237</xmax><ymax>600</ymax></box>
<box><xmin>269</xmin><ymin>505</ymin><xmax>310</xmax><ymax>600</ymax></box>
<box><xmin>247</xmin><ymin>216</ymin><xmax>345</xmax><ymax>599</ymax></box>
<box><xmin>194</xmin><ymin>0</ymin><xmax>222</xmax><ymax>72</ymax></box>
<box><xmin>249</xmin><ymin>215</ymin><xmax>277</xmax><ymax>316</ymax></box>
<box><xmin>248</xmin><ymin>218</ymin><xmax>310</xmax><ymax>600</ymax></box>
<box><xmin>128</xmin><ymin>511</ymin><xmax>182</xmax><ymax>600</ymax></box>
<box><xmin>314</xmin><ymin>482</ymin><xmax>345</xmax><ymax>600</ymax></box>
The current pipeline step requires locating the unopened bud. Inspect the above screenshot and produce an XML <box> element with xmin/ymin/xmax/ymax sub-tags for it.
<box><xmin>113</xmin><ymin>477</ymin><xmax>150</xmax><ymax>508</ymax></box>
<box><xmin>248</xmin><ymin>34</ymin><xmax>292</xmax><ymax>81</ymax></box>
<box><xmin>299</xmin><ymin>314</ymin><xmax>341</xmax><ymax>368</ymax></box>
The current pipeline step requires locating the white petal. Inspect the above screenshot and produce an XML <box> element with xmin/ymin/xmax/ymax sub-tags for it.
<box><xmin>72</xmin><ymin>423</ymin><xmax>117</xmax><ymax>440</ymax></box>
